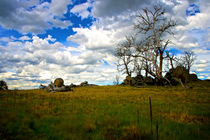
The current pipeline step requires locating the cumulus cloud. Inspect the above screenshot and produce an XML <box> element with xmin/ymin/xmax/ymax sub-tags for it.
<box><xmin>68</xmin><ymin>26</ymin><xmax>118</xmax><ymax>51</ymax></box>
<box><xmin>19</xmin><ymin>36</ymin><xmax>31</xmax><ymax>41</ymax></box>
<box><xmin>0</xmin><ymin>35</ymin><xmax>119</xmax><ymax>89</ymax></box>
<box><xmin>0</xmin><ymin>0</ymin><xmax>72</xmax><ymax>34</ymax></box>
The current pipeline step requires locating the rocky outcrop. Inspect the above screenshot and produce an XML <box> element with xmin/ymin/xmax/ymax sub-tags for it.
<box><xmin>123</xmin><ymin>75</ymin><xmax>155</xmax><ymax>86</ymax></box>
<box><xmin>41</xmin><ymin>79</ymin><xmax>72</xmax><ymax>93</ymax></box>
<box><xmin>79</xmin><ymin>81</ymin><xmax>97</xmax><ymax>87</ymax></box>
<box><xmin>122</xmin><ymin>66</ymin><xmax>198</xmax><ymax>87</ymax></box>
<box><xmin>164</xmin><ymin>66</ymin><xmax>198</xmax><ymax>86</ymax></box>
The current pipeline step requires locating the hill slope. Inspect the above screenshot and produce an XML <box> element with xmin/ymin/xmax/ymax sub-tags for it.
<box><xmin>0</xmin><ymin>81</ymin><xmax>210</xmax><ymax>139</ymax></box>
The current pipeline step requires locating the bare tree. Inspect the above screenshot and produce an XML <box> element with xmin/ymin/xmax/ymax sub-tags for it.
<box><xmin>116</xmin><ymin>36</ymin><xmax>135</xmax><ymax>77</ymax></box>
<box><xmin>181</xmin><ymin>51</ymin><xmax>196</xmax><ymax>73</ymax></box>
<box><xmin>134</xmin><ymin>5</ymin><xmax>176</xmax><ymax>79</ymax></box>
<box><xmin>165</xmin><ymin>51</ymin><xmax>181</xmax><ymax>70</ymax></box>
<box><xmin>113</xmin><ymin>75</ymin><xmax>120</xmax><ymax>85</ymax></box>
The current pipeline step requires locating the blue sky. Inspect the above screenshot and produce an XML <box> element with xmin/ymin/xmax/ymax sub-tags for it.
<box><xmin>0</xmin><ymin>0</ymin><xmax>209</xmax><ymax>89</ymax></box>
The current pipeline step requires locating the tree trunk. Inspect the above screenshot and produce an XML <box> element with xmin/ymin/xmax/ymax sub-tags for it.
<box><xmin>159</xmin><ymin>51</ymin><xmax>163</xmax><ymax>79</ymax></box>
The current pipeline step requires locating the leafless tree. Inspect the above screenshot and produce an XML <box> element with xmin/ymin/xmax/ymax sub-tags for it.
<box><xmin>116</xmin><ymin>36</ymin><xmax>135</xmax><ymax>77</ymax></box>
<box><xmin>181</xmin><ymin>51</ymin><xmax>196</xmax><ymax>73</ymax></box>
<box><xmin>113</xmin><ymin>75</ymin><xmax>120</xmax><ymax>85</ymax></box>
<box><xmin>134</xmin><ymin>5</ymin><xmax>176</xmax><ymax>79</ymax></box>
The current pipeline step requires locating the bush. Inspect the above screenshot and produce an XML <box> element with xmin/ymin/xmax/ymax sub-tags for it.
<box><xmin>0</xmin><ymin>80</ymin><xmax>8</xmax><ymax>90</ymax></box>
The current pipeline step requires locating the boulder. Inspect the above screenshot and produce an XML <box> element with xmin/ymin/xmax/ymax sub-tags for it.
<box><xmin>54</xmin><ymin>78</ymin><xmax>64</xmax><ymax>87</ymax></box>
<box><xmin>42</xmin><ymin>79</ymin><xmax>72</xmax><ymax>93</ymax></box>
<box><xmin>144</xmin><ymin>76</ymin><xmax>155</xmax><ymax>85</ymax></box>
<box><xmin>171</xmin><ymin>66</ymin><xmax>189</xmax><ymax>83</ymax></box>
<box><xmin>164</xmin><ymin>66</ymin><xmax>198</xmax><ymax>86</ymax></box>
<box><xmin>80</xmin><ymin>81</ymin><xmax>88</xmax><ymax>86</ymax></box>
<box><xmin>54</xmin><ymin>85</ymin><xmax>72</xmax><ymax>92</ymax></box>
<box><xmin>123</xmin><ymin>76</ymin><xmax>131</xmax><ymax>85</ymax></box>
<box><xmin>122</xmin><ymin>75</ymin><xmax>145</xmax><ymax>86</ymax></box>
<box><xmin>69</xmin><ymin>83</ymin><xmax>77</xmax><ymax>88</ymax></box>
<box><xmin>187</xmin><ymin>74</ymin><xmax>198</xmax><ymax>82</ymax></box>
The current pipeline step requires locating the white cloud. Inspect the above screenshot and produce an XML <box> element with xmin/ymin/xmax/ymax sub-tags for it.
<box><xmin>0</xmin><ymin>35</ymin><xmax>121</xmax><ymax>89</ymax></box>
<box><xmin>0</xmin><ymin>37</ymin><xmax>12</xmax><ymax>43</ymax></box>
<box><xmin>50</xmin><ymin>0</ymin><xmax>72</xmax><ymax>16</ymax></box>
<box><xmin>194</xmin><ymin>64</ymin><xmax>207</xmax><ymax>68</ymax></box>
<box><xmin>193</xmin><ymin>49</ymin><xmax>210</xmax><ymax>54</ymax></box>
<box><xmin>70</xmin><ymin>2</ymin><xmax>91</xmax><ymax>19</ymax></box>
<box><xmin>68</xmin><ymin>26</ymin><xmax>117</xmax><ymax>51</ymax></box>
<box><xmin>197</xmin><ymin>68</ymin><xmax>205</xmax><ymax>72</ymax></box>
<box><xmin>199</xmin><ymin>60</ymin><xmax>208</xmax><ymax>63</ymax></box>
<box><xmin>198</xmin><ymin>75</ymin><xmax>204</xmax><ymax>79</ymax></box>
<box><xmin>19</xmin><ymin>36</ymin><xmax>31</xmax><ymax>41</ymax></box>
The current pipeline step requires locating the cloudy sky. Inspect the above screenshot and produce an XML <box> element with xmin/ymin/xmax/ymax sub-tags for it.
<box><xmin>0</xmin><ymin>0</ymin><xmax>209</xmax><ymax>89</ymax></box>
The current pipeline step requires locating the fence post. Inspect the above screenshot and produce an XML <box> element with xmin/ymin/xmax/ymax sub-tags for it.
<box><xmin>149</xmin><ymin>97</ymin><xmax>153</xmax><ymax>135</ymax></box>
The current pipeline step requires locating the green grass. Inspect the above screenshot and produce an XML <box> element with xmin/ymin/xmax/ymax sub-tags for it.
<box><xmin>0</xmin><ymin>80</ymin><xmax>210</xmax><ymax>140</ymax></box>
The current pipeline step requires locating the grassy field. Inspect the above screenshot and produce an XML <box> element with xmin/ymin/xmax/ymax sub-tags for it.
<box><xmin>0</xmin><ymin>81</ymin><xmax>210</xmax><ymax>140</ymax></box>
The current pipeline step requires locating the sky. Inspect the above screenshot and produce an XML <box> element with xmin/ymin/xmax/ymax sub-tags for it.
<box><xmin>0</xmin><ymin>0</ymin><xmax>209</xmax><ymax>89</ymax></box>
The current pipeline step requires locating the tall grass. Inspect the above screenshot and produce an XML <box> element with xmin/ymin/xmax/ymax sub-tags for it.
<box><xmin>0</xmin><ymin>81</ymin><xmax>210</xmax><ymax>139</ymax></box>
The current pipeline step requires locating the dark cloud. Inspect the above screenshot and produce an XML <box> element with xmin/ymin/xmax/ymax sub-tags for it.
<box><xmin>92</xmin><ymin>0</ymin><xmax>152</xmax><ymax>18</ymax></box>
<box><xmin>0</xmin><ymin>0</ymin><xmax>72</xmax><ymax>34</ymax></box>
<box><xmin>0</xmin><ymin>0</ymin><xmax>19</xmax><ymax>17</ymax></box>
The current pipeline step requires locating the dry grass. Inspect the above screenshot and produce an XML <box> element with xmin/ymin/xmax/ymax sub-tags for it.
<box><xmin>0</xmin><ymin>81</ymin><xmax>210</xmax><ymax>139</ymax></box>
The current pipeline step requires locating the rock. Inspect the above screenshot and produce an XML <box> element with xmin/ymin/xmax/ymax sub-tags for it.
<box><xmin>123</xmin><ymin>76</ymin><xmax>131</xmax><ymax>85</ymax></box>
<box><xmin>69</xmin><ymin>83</ymin><xmax>77</xmax><ymax>88</ymax></box>
<box><xmin>172</xmin><ymin>66</ymin><xmax>189</xmax><ymax>83</ymax></box>
<box><xmin>79</xmin><ymin>81</ymin><xmax>97</xmax><ymax>87</ymax></box>
<box><xmin>39</xmin><ymin>84</ymin><xmax>46</xmax><ymax>89</ymax></box>
<box><xmin>80</xmin><ymin>81</ymin><xmax>88</xmax><ymax>86</ymax></box>
<box><xmin>42</xmin><ymin>79</ymin><xmax>72</xmax><ymax>93</ymax></box>
<box><xmin>122</xmin><ymin>75</ymin><xmax>145</xmax><ymax>86</ymax></box>
<box><xmin>187</xmin><ymin>74</ymin><xmax>198</xmax><ymax>82</ymax></box>
<box><xmin>0</xmin><ymin>80</ymin><xmax>8</xmax><ymax>90</ymax></box>
<box><xmin>54</xmin><ymin>78</ymin><xmax>64</xmax><ymax>87</ymax></box>
<box><xmin>164</xmin><ymin>66</ymin><xmax>198</xmax><ymax>86</ymax></box>
<box><xmin>54</xmin><ymin>85</ymin><xmax>72</xmax><ymax>92</ymax></box>
<box><xmin>144</xmin><ymin>76</ymin><xmax>155</xmax><ymax>85</ymax></box>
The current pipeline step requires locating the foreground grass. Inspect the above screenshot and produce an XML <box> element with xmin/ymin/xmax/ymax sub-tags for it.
<box><xmin>0</xmin><ymin>81</ymin><xmax>210</xmax><ymax>140</ymax></box>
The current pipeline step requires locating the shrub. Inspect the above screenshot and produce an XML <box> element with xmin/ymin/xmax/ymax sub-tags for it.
<box><xmin>0</xmin><ymin>80</ymin><xmax>8</xmax><ymax>90</ymax></box>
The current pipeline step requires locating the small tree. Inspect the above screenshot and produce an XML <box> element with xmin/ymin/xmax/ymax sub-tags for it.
<box><xmin>181</xmin><ymin>51</ymin><xmax>196</xmax><ymax>73</ymax></box>
<box><xmin>113</xmin><ymin>75</ymin><xmax>120</xmax><ymax>85</ymax></box>
<box><xmin>116</xmin><ymin>36</ymin><xmax>135</xmax><ymax>77</ymax></box>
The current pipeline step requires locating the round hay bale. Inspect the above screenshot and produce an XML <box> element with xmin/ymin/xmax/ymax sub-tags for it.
<box><xmin>54</xmin><ymin>78</ymin><xmax>64</xmax><ymax>87</ymax></box>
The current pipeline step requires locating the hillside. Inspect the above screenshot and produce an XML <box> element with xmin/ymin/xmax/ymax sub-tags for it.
<box><xmin>0</xmin><ymin>80</ymin><xmax>210</xmax><ymax>139</ymax></box>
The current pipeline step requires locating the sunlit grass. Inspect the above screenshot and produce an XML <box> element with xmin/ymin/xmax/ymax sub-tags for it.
<box><xmin>0</xmin><ymin>81</ymin><xmax>210</xmax><ymax>139</ymax></box>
